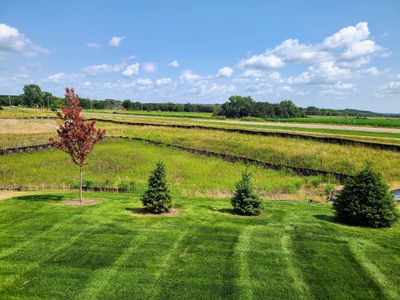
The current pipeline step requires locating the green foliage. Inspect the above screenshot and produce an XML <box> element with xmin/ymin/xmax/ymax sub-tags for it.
<box><xmin>141</xmin><ymin>161</ymin><xmax>172</xmax><ymax>213</ymax></box>
<box><xmin>0</xmin><ymin>106</ymin><xmax>3</xmax><ymax>110</ymax></box>
<box><xmin>231</xmin><ymin>168</ymin><xmax>262</xmax><ymax>216</ymax></box>
<box><xmin>219</xmin><ymin>96</ymin><xmax>305</xmax><ymax>119</ymax></box>
<box><xmin>23</xmin><ymin>84</ymin><xmax>43</xmax><ymax>107</ymax></box>
<box><xmin>333</xmin><ymin>165</ymin><xmax>398</xmax><ymax>228</ymax></box>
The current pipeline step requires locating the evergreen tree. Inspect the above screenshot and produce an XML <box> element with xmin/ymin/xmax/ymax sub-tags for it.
<box><xmin>231</xmin><ymin>168</ymin><xmax>262</xmax><ymax>216</ymax></box>
<box><xmin>141</xmin><ymin>162</ymin><xmax>172</xmax><ymax>213</ymax></box>
<box><xmin>333</xmin><ymin>164</ymin><xmax>398</xmax><ymax>228</ymax></box>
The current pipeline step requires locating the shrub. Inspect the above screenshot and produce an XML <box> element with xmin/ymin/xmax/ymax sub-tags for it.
<box><xmin>141</xmin><ymin>162</ymin><xmax>172</xmax><ymax>213</ymax></box>
<box><xmin>333</xmin><ymin>165</ymin><xmax>398</xmax><ymax>228</ymax></box>
<box><xmin>231</xmin><ymin>168</ymin><xmax>262</xmax><ymax>216</ymax></box>
<box><xmin>0</xmin><ymin>106</ymin><xmax>3</xmax><ymax>110</ymax></box>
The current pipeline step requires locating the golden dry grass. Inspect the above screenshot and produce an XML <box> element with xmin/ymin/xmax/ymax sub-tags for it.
<box><xmin>0</xmin><ymin>119</ymin><xmax>58</xmax><ymax>135</ymax></box>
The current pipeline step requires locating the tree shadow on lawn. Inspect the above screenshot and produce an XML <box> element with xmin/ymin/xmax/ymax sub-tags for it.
<box><xmin>125</xmin><ymin>207</ymin><xmax>180</xmax><ymax>217</ymax></box>
<box><xmin>314</xmin><ymin>214</ymin><xmax>343</xmax><ymax>225</ymax></box>
<box><xmin>12</xmin><ymin>194</ymin><xmax>65</xmax><ymax>202</ymax></box>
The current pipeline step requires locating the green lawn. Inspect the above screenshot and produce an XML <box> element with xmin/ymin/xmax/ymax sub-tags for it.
<box><xmin>0</xmin><ymin>192</ymin><xmax>398</xmax><ymax>299</ymax></box>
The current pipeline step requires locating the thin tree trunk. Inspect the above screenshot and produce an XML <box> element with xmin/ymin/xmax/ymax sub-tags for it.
<box><xmin>79</xmin><ymin>165</ymin><xmax>83</xmax><ymax>203</ymax></box>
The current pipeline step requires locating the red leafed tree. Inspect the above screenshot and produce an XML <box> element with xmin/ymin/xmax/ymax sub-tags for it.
<box><xmin>51</xmin><ymin>87</ymin><xmax>105</xmax><ymax>202</ymax></box>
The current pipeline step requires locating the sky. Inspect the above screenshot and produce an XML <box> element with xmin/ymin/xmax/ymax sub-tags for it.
<box><xmin>0</xmin><ymin>0</ymin><xmax>399</xmax><ymax>112</ymax></box>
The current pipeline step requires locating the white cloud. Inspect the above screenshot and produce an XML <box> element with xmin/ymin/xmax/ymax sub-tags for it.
<box><xmin>181</xmin><ymin>70</ymin><xmax>200</xmax><ymax>81</ymax></box>
<box><xmin>217</xmin><ymin>66</ymin><xmax>234</xmax><ymax>77</ymax></box>
<box><xmin>122</xmin><ymin>63</ymin><xmax>140</xmax><ymax>77</ymax></box>
<box><xmin>239</xmin><ymin>69</ymin><xmax>264</xmax><ymax>78</ymax></box>
<box><xmin>0</xmin><ymin>23</ymin><xmax>48</xmax><ymax>57</ymax></box>
<box><xmin>136</xmin><ymin>78</ymin><xmax>152</xmax><ymax>86</ymax></box>
<box><xmin>47</xmin><ymin>73</ymin><xmax>66</xmax><ymax>83</ymax></box>
<box><xmin>82</xmin><ymin>63</ymin><xmax>125</xmax><ymax>75</ymax></box>
<box><xmin>358</xmin><ymin>67</ymin><xmax>380</xmax><ymax>76</ymax></box>
<box><xmin>384</xmin><ymin>74</ymin><xmax>400</xmax><ymax>94</ymax></box>
<box><xmin>143</xmin><ymin>62</ymin><xmax>157</xmax><ymax>73</ymax></box>
<box><xmin>322</xmin><ymin>22</ymin><xmax>370</xmax><ymax>49</ymax></box>
<box><xmin>239</xmin><ymin>54</ymin><xmax>284</xmax><ymax>69</ymax></box>
<box><xmin>156</xmin><ymin>77</ymin><xmax>172</xmax><ymax>86</ymax></box>
<box><xmin>168</xmin><ymin>60</ymin><xmax>179</xmax><ymax>68</ymax></box>
<box><xmin>238</xmin><ymin>22</ymin><xmax>386</xmax><ymax>88</ymax></box>
<box><xmin>109</xmin><ymin>36</ymin><xmax>125</xmax><ymax>47</ymax></box>
<box><xmin>86</xmin><ymin>42</ymin><xmax>100</xmax><ymax>48</ymax></box>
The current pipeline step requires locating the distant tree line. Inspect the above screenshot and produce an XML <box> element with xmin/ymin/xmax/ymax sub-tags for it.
<box><xmin>1</xmin><ymin>84</ymin><xmax>398</xmax><ymax>118</ymax></box>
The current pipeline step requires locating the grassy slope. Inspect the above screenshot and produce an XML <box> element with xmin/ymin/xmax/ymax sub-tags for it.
<box><xmin>2</xmin><ymin>107</ymin><xmax>400</xmax><ymax>144</ymax></box>
<box><xmin>0</xmin><ymin>192</ymin><xmax>398</xmax><ymax>299</ymax></box>
<box><xmin>0</xmin><ymin>139</ymin><xmax>309</xmax><ymax>196</ymax></box>
<box><xmin>97</xmin><ymin>123</ymin><xmax>400</xmax><ymax>182</ymax></box>
<box><xmin>269</xmin><ymin>116</ymin><xmax>400</xmax><ymax>128</ymax></box>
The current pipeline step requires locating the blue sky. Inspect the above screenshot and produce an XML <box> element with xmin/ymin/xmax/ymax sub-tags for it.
<box><xmin>1</xmin><ymin>0</ymin><xmax>399</xmax><ymax>112</ymax></box>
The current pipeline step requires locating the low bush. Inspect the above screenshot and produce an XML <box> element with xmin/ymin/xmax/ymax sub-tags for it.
<box><xmin>141</xmin><ymin>162</ymin><xmax>172</xmax><ymax>213</ymax></box>
<box><xmin>333</xmin><ymin>165</ymin><xmax>398</xmax><ymax>228</ymax></box>
<box><xmin>231</xmin><ymin>168</ymin><xmax>262</xmax><ymax>216</ymax></box>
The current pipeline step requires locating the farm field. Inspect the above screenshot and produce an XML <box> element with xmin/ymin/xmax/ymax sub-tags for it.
<box><xmin>0</xmin><ymin>192</ymin><xmax>399</xmax><ymax>299</ymax></box>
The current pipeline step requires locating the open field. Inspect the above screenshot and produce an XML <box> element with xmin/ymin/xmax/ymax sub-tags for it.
<box><xmin>96</xmin><ymin>122</ymin><xmax>400</xmax><ymax>183</ymax></box>
<box><xmin>0</xmin><ymin>192</ymin><xmax>399</xmax><ymax>299</ymax></box>
<box><xmin>2</xmin><ymin>107</ymin><xmax>400</xmax><ymax>144</ymax></box>
<box><xmin>0</xmin><ymin>138</ymin><xmax>320</xmax><ymax>198</ymax></box>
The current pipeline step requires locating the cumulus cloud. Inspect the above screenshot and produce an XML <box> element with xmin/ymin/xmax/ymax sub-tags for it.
<box><xmin>82</xmin><ymin>63</ymin><xmax>125</xmax><ymax>75</ymax></box>
<box><xmin>168</xmin><ymin>60</ymin><xmax>179</xmax><ymax>68</ymax></box>
<box><xmin>239</xmin><ymin>22</ymin><xmax>386</xmax><ymax>87</ymax></box>
<box><xmin>143</xmin><ymin>62</ymin><xmax>157</xmax><ymax>73</ymax></box>
<box><xmin>217</xmin><ymin>66</ymin><xmax>234</xmax><ymax>77</ymax></box>
<box><xmin>156</xmin><ymin>77</ymin><xmax>172</xmax><ymax>86</ymax></box>
<box><xmin>122</xmin><ymin>63</ymin><xmax>140</xmax><ymax>77</ymax></box>
<box><xmin>181</xmin><ymin>70</ymin><xmax>200</xmax><ymax>81</ymax></box>
<box><xmin>108</xmin><ymin>36</ymin><xmax>125</xmax><ymax>47</ymax></box>
<box><xmin>0</xmin><ymin>23</ymin><xmax>48</xmax><ymax>57</ymax></box>
<box><xmin>239</xmin><ymin>54</ymin><xmax>284</xmax><ymax>69</ymax></box>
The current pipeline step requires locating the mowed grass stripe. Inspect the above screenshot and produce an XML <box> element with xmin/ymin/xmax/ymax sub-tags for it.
<box><xmin>349</xmin><ymin>240</ymin><xmax>399</xmax><ymax>300</ymax></box>
<box><xmin>0</xmin><ymin>193</ymin><xmax>399</xmax><ymax>298</ymax></box>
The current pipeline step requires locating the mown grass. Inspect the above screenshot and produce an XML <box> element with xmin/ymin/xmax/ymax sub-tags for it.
<box><xmin>97</xmin><ymin>123</ymin><xmax>400</xmax><ymax>183</ymax></box>
<box><xmin>0</xmin><ymin>139</ymin><xmax>312</xmax><ymax>197</ymax></box>
<box><xmin>0</xmin><ymin>192</ymin><xmax>398</xmax><ymax>299</ymax></box>
<box><xmin>268</xmin><ymin>116</ymin><xmax>400</xmax><ymax>128</ymax></box>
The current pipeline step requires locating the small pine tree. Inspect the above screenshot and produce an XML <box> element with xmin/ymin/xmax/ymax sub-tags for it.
<box><xmin>141</xmin><ymin>162</ymin><xmax>172</xmax><ymax>213</ymax></box>
<box><xmin>231</xmin><ymin>168</ymin><xmax>262</xmax><ymax>216</ymax></box>
<box><xmin>333</xmin><ymin>164</ymin><xmax>398</xmax><ymax>228</ymax></box>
